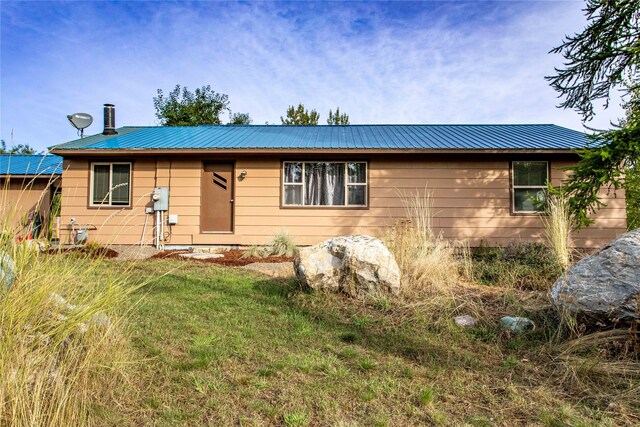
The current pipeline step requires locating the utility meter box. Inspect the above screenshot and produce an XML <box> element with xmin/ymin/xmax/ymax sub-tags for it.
<box><xmin>153</xmin><ymin>187</ymin><xmax>169</xmax><ymax>211</ymax></box>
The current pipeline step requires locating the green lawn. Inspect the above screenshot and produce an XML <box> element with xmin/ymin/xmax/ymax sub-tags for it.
<box><xmin>103</xmin><ymin>259</ymin><xmax>637</xmax><ymax>426</ymax></box>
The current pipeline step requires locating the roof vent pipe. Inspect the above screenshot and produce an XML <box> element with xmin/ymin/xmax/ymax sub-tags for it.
<box><xmin>102</xmin><ymin>104</ymin><xmax>118</xmax><ymax>135</ymax></box>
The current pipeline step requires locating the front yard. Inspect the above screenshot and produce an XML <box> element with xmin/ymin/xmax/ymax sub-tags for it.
<box><xmin>97</xmin><ymin>259</ymin><xmax>638</xmax><ymax>426</ymax></box>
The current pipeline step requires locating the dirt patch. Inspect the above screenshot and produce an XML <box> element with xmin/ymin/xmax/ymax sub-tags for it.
<box><xmin>48</xmin><ymin>246</ymin><xmax>119</xmax><ymax>259</ymax></box>
<box><xmin>110</xmin><ymin>245</ymin><xmax>160</xmax><ymax>261</ymax></box>
<box><xmin>150</xmin><ymin>249</ymin><xmax>293</xmax><ymax>266</ymax></box>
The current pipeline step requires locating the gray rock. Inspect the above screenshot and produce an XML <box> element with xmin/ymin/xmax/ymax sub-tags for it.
<box><xmin>294</xmin><ymin>235</ymin><xmax>401</xmax><ymax>298</ymax></box>
<box><xmin>500</xmin><ymin>316</ymin><xmax>535</xmax><ymax>333</ymax></box>
<box><xmin>0</xmin><ymin>251</ymin><xmax>15</xmax><ymax>289</ymax></box>
<box><xmin>550</xmin><ymin>228</ymin><xmax>640</xmax><ymax>320</ymax></box>
<box><xmin>454</xmin><ymin>315</ymin><xmax>477</xmax><ymax>328</ymax></box>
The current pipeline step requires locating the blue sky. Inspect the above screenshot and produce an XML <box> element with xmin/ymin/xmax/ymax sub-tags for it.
<box><xmin>0</xmin><ymin>0</ymin><xmax>626</xmax><ymax>151</ymax></box>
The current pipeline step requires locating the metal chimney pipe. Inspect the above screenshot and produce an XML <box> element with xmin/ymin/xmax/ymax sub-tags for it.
<box><xmin>102</xmin><ymin>104</ymin><xmax>118</xmax><ymax>135</ymax></box>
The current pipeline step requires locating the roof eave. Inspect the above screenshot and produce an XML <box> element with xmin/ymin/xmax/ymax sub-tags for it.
<box><xmin>0</xmin><ymin>174</ymin><xmax>61</xmax><ymax>178</ymax></box>
<box><xmin>49</xmin><ymin>147</ymin><xmax>579</xmax><ymax>156</ymax></box>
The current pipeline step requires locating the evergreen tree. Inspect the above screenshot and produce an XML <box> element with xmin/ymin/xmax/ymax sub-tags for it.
<box><xmin>546</xmin><ymin>0</ymin><xmax>639</xmax><ymax>229</ymax></box>
<box><xmin>327</xmin><ymin>107</ymin><xmax>350</xmax><ymax>125</ymax></box>
<box><xmin>546</xmin><ymin>0</ymin><xmax>639</xmax><ymax>120</ymax></box>
<box><xmin>280</xmin><ymin>103</ymin><xmax>319</xmax><ymax>125</ymax></box>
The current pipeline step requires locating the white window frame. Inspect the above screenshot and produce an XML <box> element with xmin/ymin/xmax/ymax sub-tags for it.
<box><xmin>89</xmin><ymin>162</ymin><xmax>132</xmax><ymax>207</ymax></box>
<box><xmin>282</xmin><ymin>161</ymin><xmax>368</xmax><ymax>208</ymax></box>
<box><xmin>511</xmin><ymin>161</ymin><xmax>548</xmax><ymax>214</ymax></box>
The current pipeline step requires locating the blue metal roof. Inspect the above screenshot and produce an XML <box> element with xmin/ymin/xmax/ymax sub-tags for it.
<box><xmin>51</xmin><ymin>124</ymin><xmax>588</xmax><ymax>151</ymax></box>
<box><xmin>0</xmin><ymin>154</ymin><xmax>63</xmax><ymax>176</ymax></box>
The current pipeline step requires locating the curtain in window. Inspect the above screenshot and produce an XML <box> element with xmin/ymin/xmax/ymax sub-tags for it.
<box><xmin>305</xmin><ymin>162</ymin><xmax>345</xmax><ymax>205</ymax></box>
<box><xmin>92</xmin><ymin>165</ymin><xmax>110</xmax><ymax>204</ymax></box>
<box><xmin>111</xmin><ymin>164</ymin><xmax>130</xmax><ymax>205</ymax></box>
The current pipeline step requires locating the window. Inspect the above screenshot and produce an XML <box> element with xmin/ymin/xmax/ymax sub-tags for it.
<box><xmin>512</xmin><ymin>161</ymin><xmax>548</xmax><ymax>213</ymax></box>
<box><xmin>283</xmin><ymin>162</ymin><xmax>367</xmax><ymax>207</ymax></box>
<box><xmin>90</xmin><ymin>162</ymin><xmax>131</xmax><ymax>206</ymax></box>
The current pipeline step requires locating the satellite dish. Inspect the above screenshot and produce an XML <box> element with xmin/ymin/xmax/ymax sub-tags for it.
<box><xmin>67</xmin><ymin>113</ymin><xmax>93</xmax><ymax>137</ymax></box>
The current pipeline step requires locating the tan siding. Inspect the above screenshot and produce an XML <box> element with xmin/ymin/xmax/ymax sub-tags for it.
<box><xmin>1</xmin><ymin>177</ymin><xmax>56</xmax><ymax>233</ymax></box>
<box><xmin>59</xmin><ymin>156</ymin><xmax>627</xmax><ymax>248</ymax></box>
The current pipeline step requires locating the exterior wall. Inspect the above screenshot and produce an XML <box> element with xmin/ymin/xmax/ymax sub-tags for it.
<box><xmin>59</xmin><ymin>154</ymin><xmax>627</xmax><ymax>248</ymax></box>
<box><xmin>0</xmin><ymin>177</ymin><xmax>56</xmax><ymax>233</ymax></box>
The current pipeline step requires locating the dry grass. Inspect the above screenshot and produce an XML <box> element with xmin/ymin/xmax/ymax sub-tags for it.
<box><xmin>376</xmin><ymin>187</ymin><xmax>639</xmax><ymax>424</ymax></box>
<box><xmin>542</xmin><ymin>194</ymin><xmax>574</xmax><ymax>271</ymax></box>
<box><xmin>381</xmin><ymin>188</ymin><xmax>470</xmax><ymax>298</ymax></box>
<box><xmin>0</xmin><ymin>183</ymin><xmax>141</xmax><ymax>426</ymax></box>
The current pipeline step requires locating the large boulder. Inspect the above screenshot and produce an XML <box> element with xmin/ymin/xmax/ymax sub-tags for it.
<box><xmin>550</xmin><ymin>228</ymin><xmax>640</xmax><ymax>321</ymax></box>
<box><xmin>294</xmin><ymin>235</ymin><xmax>401</xmax><ymax>298</ymax></box>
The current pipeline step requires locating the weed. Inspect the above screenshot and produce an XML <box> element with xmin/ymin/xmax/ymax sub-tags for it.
<box><xmin>502</xmin><ymin>356</ymin><xmax>519</xmax><ymax>369</ymax></box>
<box><xmin>352</xmin><ymin>315</ymin><xmax>373</xmax><ymax>328</ymax></box>
<box><xmin>372</xmin><ymin>296</ymin><xmax>392</xmax><ymax>312</ymax></box>
<box><xmin>418</xmin><ymin>387</ymin><xmax>434</xmax><ymax>405</ymax></box>
<box><xmin>357</xmin><ymin>359</ymin><xmax>376</xmax><ymax>371</ymax></box>
<box><xmin>284</xmin><ymin>411</ymin><xmax>309</xmax><ymax>426</ymax></box>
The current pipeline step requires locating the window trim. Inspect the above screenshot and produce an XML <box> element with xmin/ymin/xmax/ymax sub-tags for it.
<box><xmin>281</xmin><ymin>161</ymin><xmax>369</xmax><ymax>209</ymax></box>
<box><xmin>89</xmin><ymin>162</ymin><xmax>132</xmax><ymax>208</ymax></box>
<box><xmin>510</xmin><ymin>160</ymin><xmax>549</xmax><ymax>215</ymax></box>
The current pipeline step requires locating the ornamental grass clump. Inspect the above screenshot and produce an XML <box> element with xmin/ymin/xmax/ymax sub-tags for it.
<box><xmin>0</xmin><ymin>184</ymin><xmax>138</xmax><ymax>426</ymax></box>
<box><xmin>241</xmin><ymin>230</ymin><xmax>298</xmax><ymax>258</ymax></box>
<box><xmin>542</xmin><ymin>194</ymin><xmax>574</xmax><ymax>271</ymax></box>
<box><xmin>382</xmin><ymin>188</ymin><xmax>470</xmax><ymax>298</ymax></box>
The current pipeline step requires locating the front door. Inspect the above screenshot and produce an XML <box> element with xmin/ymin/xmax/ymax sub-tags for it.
<box><xmin>201</xmin><ymin>162</ymin><xmax>234</xmax><ymax>232</ymax></box>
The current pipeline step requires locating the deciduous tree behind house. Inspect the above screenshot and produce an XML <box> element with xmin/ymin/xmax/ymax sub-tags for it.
<box><xmin>281</xmin><ymin>103</ymin><xmax>320</xmax><ymax>125</ymax></box>
<box><xmin>154</xmin><ymin>85</ymin><xmax>252</xmax><ymax>126</ymax></box>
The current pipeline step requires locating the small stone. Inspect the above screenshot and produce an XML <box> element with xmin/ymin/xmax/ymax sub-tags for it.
<box><xmin>0</xmin><ymin>251</ymin><xmax>16</xmax><ymax>289</ymax></box>
<box><xmin>500</xmin><ymin>316</ymin><xmax>535</xmax><ymax>333</ymax></box>
<box><xmin>91</xmin><ymin>312</ymin><xmax>111</xmax><ymax>329</ymax></box>
<box><xmin>454</xmin><ymin>315</ymin><xmax>477</xmax><ymax>328</ymax></box>
<box><xmin>77</xmin><ymin>322</ymin><xmax>89</xmax><ymax>334</ymax></box>
<box><xmin>49</xmin><ymin>292</ymin><xmax>76</xmax><ymax>312</ymax></box>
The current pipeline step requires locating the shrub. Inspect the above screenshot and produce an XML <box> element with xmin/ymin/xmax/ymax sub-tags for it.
<box><xmin>471</xmin><ymin>242</ymin><xmax>562</xmax><ymax>290</ymax></box>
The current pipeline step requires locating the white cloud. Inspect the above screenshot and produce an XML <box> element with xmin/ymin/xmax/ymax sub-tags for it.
<box><xmin>0</xmin><ymin>1</ymin><xmax>626</xmax><ymax>150</ymax></box>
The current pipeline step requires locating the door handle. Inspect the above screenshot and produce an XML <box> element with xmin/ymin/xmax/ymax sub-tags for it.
<box><xmin>230</xmin><ymin>199</ymin><xmax>234</xmax><ymax>203</ymax></box>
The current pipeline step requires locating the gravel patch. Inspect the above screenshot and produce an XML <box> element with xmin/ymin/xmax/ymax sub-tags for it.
<box><xmin>110</xmin><ymin>245</ymin><xmax>160</xmax><ymax>261</ymax></box>
<box><xmin>241</xmin><ymin>262</ymin><xmax>295</xmax><ymax>278</ymax></box>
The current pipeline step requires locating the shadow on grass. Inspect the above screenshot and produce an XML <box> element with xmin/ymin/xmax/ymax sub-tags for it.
<box><xmin>245</xmin><ymin>277</ymin><xmax>474</xmax><ymax>368</ymax></box>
